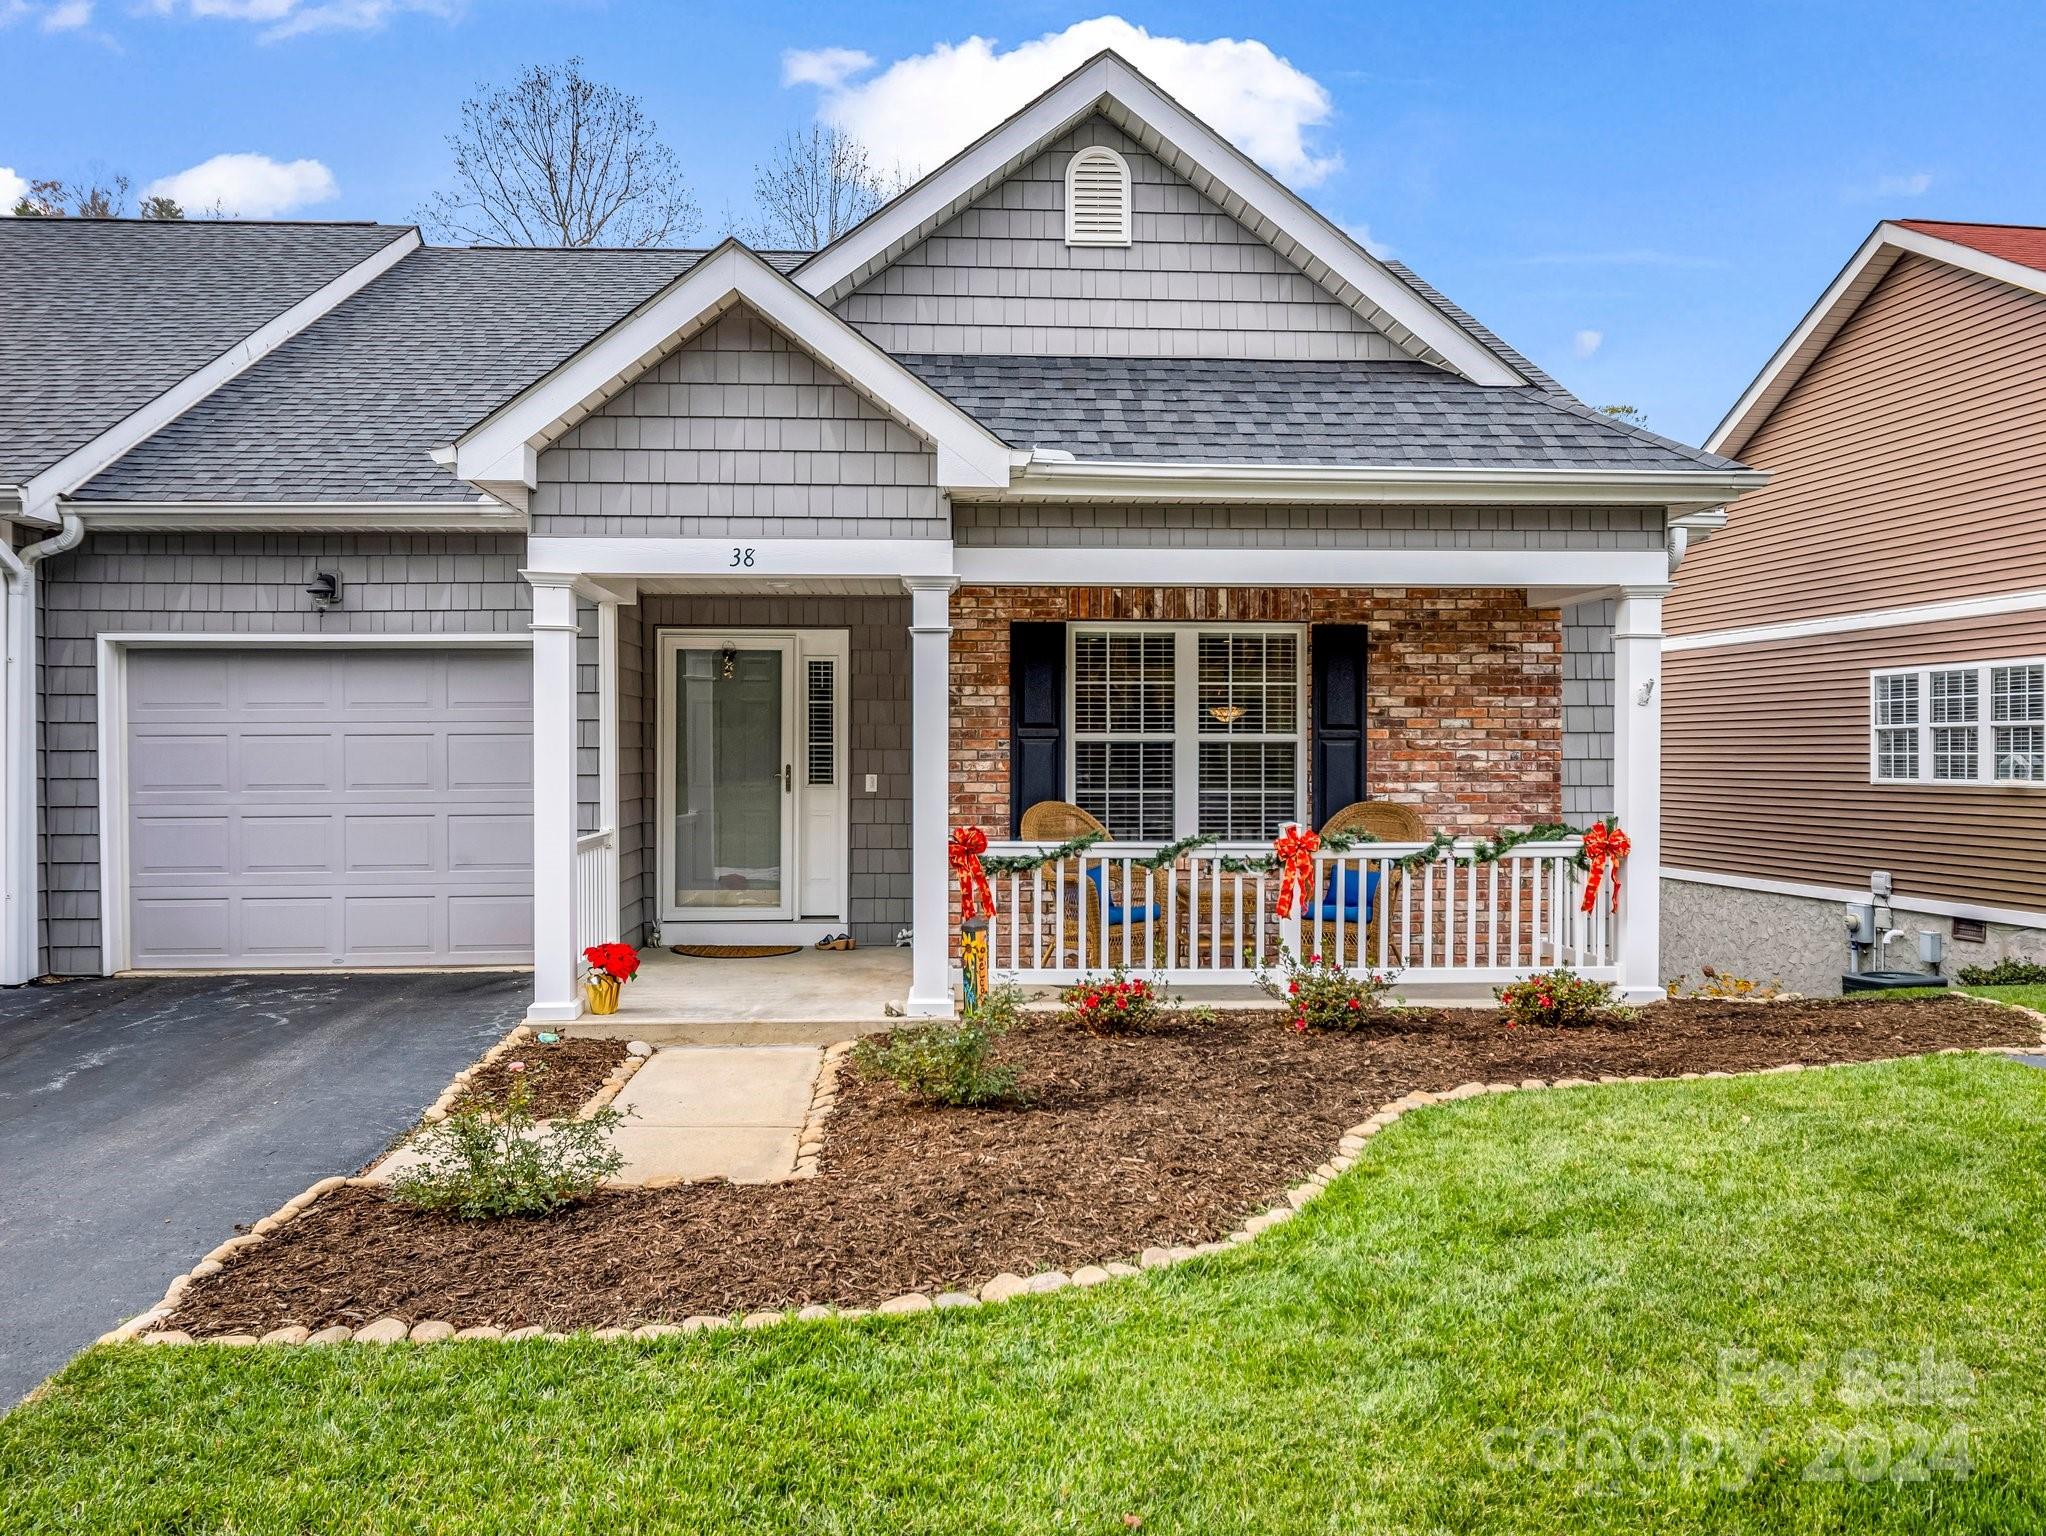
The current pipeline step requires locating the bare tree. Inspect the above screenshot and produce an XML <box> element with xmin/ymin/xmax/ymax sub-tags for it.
<box><xmin>10</xmin><ymin>178</ymin><xmax>67</xmax><ymax>218</ymax></box>
<box><xmin>743</xmin><ymin>124</ymin><xmax>904</xmax><ymax>250</ymax></box>
<box><xmin>9</xmin><ymin>172</ymin><xmax>157</xmax><ymax>219</ymax></box>
<box><xmin>419</xmin><ymin>58</ymin><xmax>701</xmax><ymax>248</ymax></box>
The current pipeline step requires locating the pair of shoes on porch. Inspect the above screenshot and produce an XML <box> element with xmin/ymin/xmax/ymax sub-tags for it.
<box><xmin>815</xmin><ymin>932</ymin><xmax>856</xmax><ymax>951</ymax></box>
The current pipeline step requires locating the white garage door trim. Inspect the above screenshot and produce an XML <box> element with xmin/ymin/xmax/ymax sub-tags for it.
<box><xmin>96</xmin><ymin>633</ymin><xmax>532</xmax><ymax>976</ymax></box>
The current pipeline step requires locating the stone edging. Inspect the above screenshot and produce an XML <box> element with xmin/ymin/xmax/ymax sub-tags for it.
<box><xmin>113</xmin><ymin>1013</ymin><xmax>2045</xmax><ymax>1349</ymax></box>
<box><xmin>792</xmin><ymin>1040</ymin><xmax>851</xmax><ymax>1180</ymax></box>
<box><xmin>583</xmin><ymin>1040</ymin><xmax>652</xmax><ymax>1117</ymax></box>
<box><xmin>419</xmin><ymin>1025</ymin><xmax>536</xmax><ymax>1123</ymax></box>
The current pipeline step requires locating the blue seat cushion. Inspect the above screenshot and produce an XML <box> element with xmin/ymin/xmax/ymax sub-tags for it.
<box><xmin>1085</xmin><ymin>863</ymin><xmax>1157</xmax><ymax>925</ymax></box>
<box><xmin>1302</xmin><ymin>866</ymin><xmax>1380</xmax><ymax>925</ymax></box>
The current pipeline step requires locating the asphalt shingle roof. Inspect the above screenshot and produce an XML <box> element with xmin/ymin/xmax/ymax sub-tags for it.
<box><xmin>77</xmin><ymin>246</ymin><xmax>811</xmax><ymax>503</ymax></box>
<box><xmin>0</xmin><ymin>219</ymin><xmax>411</xmax><ymax>488</ymax></box>
<box><xmin>895</xmin><ymin>355</ymin><xmax>1745</xmax><ymax>473</ymax></box>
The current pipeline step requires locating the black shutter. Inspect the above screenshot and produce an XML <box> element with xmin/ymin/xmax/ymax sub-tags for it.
<box><xmin>1009</xmin><ymin>621</ymin><xmax>1066</xmax><ymax>836</ymax></box>
<box><xmin>1311</xmin><ymin>624</ymin><xmax>1368</xmax><ymax>829</ymax></box>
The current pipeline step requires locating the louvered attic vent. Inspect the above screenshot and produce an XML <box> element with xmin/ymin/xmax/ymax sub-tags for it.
<box><xmin>1065</xmin><ymin>146</ymin><xmax>1132</xmax><ymax>247</ymax></box>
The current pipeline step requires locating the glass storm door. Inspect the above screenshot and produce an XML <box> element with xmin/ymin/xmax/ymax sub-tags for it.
<box><xmin>664</xmin><ymin>637</ymin><xmax>794</xmax><ymax>920</ymax></box>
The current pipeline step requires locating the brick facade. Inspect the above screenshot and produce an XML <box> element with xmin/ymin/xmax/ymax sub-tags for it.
<box><xmin>951</xmin><ymin>586</ymin><xmax>1562</xmax><ymax>838</ymax></box>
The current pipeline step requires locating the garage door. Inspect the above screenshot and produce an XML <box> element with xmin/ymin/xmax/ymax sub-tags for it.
<box><xmin>123</xmin><ymin>647</ymin><xmax>533</xmax><ymax>969</ymax></box>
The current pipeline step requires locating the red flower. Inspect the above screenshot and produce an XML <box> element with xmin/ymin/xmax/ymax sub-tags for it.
<box><xmin>1294</xmin><ymin>1013</ymin><xmax>1309</xmax><ymax>1032</ymax></box>
<box><xmin>583</xmin><ymin>942</ymin><xmax>640</xmax><ymax>983</ymax></box>
<box><xmin>1347</xmin><ymin>998</ymin><xmax>1361</xmax><ymax>1011</ymax></box>
<box><xmin>1287</xmin><ymin>981</ymin><xmax>1300</xmax><ymax>995</ymax></box>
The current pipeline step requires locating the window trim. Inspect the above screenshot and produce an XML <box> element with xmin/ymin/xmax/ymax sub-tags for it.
<box><xmin>1064</xmin><ymin>145</ymin><xmax>1133</xmax><ymax>247</ymax></box>
<box><xmin>1066</xmin><ymin>622</ymin><xmax>1308</xmax><ymax>839</ymax></box>
<box><xmin>1869</xmin><ymin>656</ymin><xmax>2046</xmax><ymax>787</ymax></box>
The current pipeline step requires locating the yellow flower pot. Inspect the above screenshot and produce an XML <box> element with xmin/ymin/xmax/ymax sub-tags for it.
<box><xmin>585</xmin><ymin>975</ymin><xmax>621</xmax><ymax>1015</ymax></box>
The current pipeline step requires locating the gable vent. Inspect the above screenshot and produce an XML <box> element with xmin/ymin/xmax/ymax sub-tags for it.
<box><xmin>1065</xmin><ymin>146</ymin><xmax>1132</xmax><ymax>247</ymax></box>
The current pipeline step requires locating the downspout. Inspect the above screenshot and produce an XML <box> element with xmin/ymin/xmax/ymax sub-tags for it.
<box><xmin>1</xmin><ymin>510</ymin><xmax>84</xmax><ymax>984</ymax></box>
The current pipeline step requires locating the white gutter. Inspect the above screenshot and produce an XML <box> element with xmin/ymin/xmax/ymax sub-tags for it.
<box><xmin>1</xmin><ymin>511</ymin><xmax>84</xmax><ymax>984</ymax></box>
<box><xmin>993</xmin><ymin>457</ymin><xmax>1768</xmax><ymax>508</ymax></box>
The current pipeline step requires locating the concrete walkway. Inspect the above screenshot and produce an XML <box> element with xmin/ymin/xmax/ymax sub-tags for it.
<box><xmin>610</xmin><ymin>1045</ymin><xmax>822</xmax><ymax>1183</ymax></box>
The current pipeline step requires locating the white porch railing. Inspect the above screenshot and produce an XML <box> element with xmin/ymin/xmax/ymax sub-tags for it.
<box><xmin>981</xmin><ymin>838</ymin><xmax>1614</xmax><ymax>986</ymax></box>
<box><xmin>575</xmin><ymin>828</ymin><xmax>618</xmax><ymax>947</ymax></box>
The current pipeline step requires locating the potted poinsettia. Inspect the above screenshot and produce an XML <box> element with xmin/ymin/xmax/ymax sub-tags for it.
<box><xmin>582</xmin><ymin>942</ymin><xmax>641</xmax><ymax>1015</ymax></box>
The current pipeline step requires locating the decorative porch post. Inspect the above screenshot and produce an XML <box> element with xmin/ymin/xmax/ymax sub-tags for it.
<box><xmin>525</xmin><ymin>571</ymin><xmax>584</xmax><ymax>1022</ymax></box>
<box><xmin>1611</xmin><ymin>585</ymin><xmax>1667</xmax><ymax>1004</ymax></box>
<box><xmin>905</xmin><ymin>576</ymin><xmax>959</xmax><ymax>1017</ymax></box>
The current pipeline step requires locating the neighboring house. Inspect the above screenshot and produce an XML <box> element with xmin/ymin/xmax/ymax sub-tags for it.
<box><xmin>1664</xmin><ymin>219</ymin><xmax>2046</xmax><ymax>994</ymax></box>
<box><xmin>0</xmin><ymin>52</ymin><xmax>1760</xmax><ymax>1018</ymax></box>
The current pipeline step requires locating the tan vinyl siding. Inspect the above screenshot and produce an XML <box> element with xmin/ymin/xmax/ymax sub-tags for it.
<box><xmin>1668</xmin><ymin>253</ymin><xmax>2046</xmax><ymax>636</ymax></box>
<box><xmin>1664</xmin><ymin>613</ymin><xmax>2046</xmax><ymax>910</ymax></box>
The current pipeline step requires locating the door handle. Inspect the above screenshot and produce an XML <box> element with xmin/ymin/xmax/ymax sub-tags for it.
<box><xmin>784</xmin><ymin>763</ymin><xmax>793</xmax><ymax>793</ymax></box>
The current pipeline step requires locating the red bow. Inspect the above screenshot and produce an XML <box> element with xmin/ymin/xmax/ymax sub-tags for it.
<box><xmin>949</xmin><ymin>826</ymin><xmax>995</xmax><ymax>921</ymax></box>
<box><xmin>1580</xmin><ymin>820</ymin><xmax>1631</xmax><ymax>914</ymax></box>
<box><xmin>1273</xmin><ymin>824</ymin><xmax>1320</xmax><ymax>920</ymax></box>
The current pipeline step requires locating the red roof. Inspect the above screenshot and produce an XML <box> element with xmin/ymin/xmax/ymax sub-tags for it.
<box><xmin>1895</xmin><ymin>219</ymin><xmax>2046</xmax><ymax>273</ymax></box>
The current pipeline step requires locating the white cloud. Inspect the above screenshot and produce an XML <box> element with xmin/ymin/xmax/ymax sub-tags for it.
<box><xmin>788</xmin><ymin>16</ymin><xmax>1341</xmax><ymax>187</ymax></box>
<box><xmin>1874</xmin><ymin>171</ymin><xmax>1933</xmax><ymax>198</ymax></box>
<box><xmin>1572</xmin><ymin>328</ymin><xmax>1603</xmax><ymax>360</ymax></box>
<box><xmin>144</xmin><ymin>153</ymin><xmax>338</xmax><ymax>217</ymax></box>
<box><xmin>141</xmin><ymin>0</ymin><xmax>457</xmax><ymax>41</ymax></box>
<box><xmin>782</xmin><ymin>46</ymin><xmax>874</xmax><ymax>91</ymax></box>
<box><xmin>0</xmin><ymin>166</ymin><xmax>27</xmax><ymax>214</ymax></box>
<box><xmin>1338</xmin><ymin>219</ymin><xmax>1393</xmax><ymax>259</ymax></box>
<box><xmin>41</xmin><ymin>0</ymin><xmax>90</xmax><ymax>30</ymax></box>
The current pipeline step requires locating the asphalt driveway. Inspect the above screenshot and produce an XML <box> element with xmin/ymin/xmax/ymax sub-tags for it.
<box><xmin>0</xmin><ymin>970</ymin><xmax>530</xmax><ymax>1404</ymax></box>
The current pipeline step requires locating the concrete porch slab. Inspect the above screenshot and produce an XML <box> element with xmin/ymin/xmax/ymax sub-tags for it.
<box><xmin>568</xmin><ymin>945</ymin><xmax>911</xmax><ymax>1043</ymax></box>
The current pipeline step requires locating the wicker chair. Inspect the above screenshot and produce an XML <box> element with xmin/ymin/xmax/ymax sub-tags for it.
<box><xmin>1015</xmin><ymin>801</ymin><xmax>1176</xmax><ymax>967</ymax></box>
<box><xmin>1308</xmin><ymin>801</ymin><xmax>1428</xmax><ymax>968</ymax></box>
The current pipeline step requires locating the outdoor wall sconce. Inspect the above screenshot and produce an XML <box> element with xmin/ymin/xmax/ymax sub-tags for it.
<box><xmin>305</xmin><ymin>571</ymin><xmax>342</xmax><ymax>607</ymax></box>
<box><xmin>720</xmin><ymin>643</ymin><xmax>737</xmax><ymax>680</ymax></box>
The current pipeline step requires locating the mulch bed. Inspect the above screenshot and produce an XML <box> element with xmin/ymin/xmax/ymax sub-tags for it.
<box><xmin>168</xmin><ymin>997</ymin><xmax>2035</xmax><ymax>1336</ymax></box>
<box><xmin>456</xmin><ymin>1038</ymin><xmax>629</xmax><ymax>1120</ymax></box>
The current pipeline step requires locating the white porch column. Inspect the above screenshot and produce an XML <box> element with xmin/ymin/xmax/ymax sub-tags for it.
<box><xmin>1611</xmin><ymin>585</ymin><xmax>1667</xmax><ymax>1003</ymax></box>
<box><xmin>525</xmin><ymin>572</ymin><xmax>584</xmax><ymax>1022</ymax></box>
<box><xmin>905</xmin><ymin>576</ymin><xmax>959</xmax><ymax>1017</ymax></box>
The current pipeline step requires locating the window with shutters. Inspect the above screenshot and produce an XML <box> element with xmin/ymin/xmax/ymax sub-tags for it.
<box><xmin>1871</xmin><ymin>659</ymin><xmax>2046</xmax><ymax>785</ymax></box>
<box><xmin>1065</xmin><ymin>146</ymin><xmax>1132</xmax><ymax>247</ymax></box>
<box><xmin>1069</xmin><ymin>625</ymin><xmax>1304</xmax><ymax>840</ymax></box>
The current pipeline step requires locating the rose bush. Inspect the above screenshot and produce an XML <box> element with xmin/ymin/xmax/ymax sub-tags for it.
<box><xmin>1496</xmin><ymin>967</ymin><xmax>1628</xmax><ymax>1027</ymax></box>
<box><xmin>1256</xmin><ymin>947</ymin><xmax>1397</xmax><ymax>1031</ymax></box>
<box><xmin>1060</xmin><ymin>969</ymin><xmax>1165</xmax><ymax>1033</ymax></box>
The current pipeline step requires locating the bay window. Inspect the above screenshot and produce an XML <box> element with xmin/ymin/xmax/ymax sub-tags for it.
<box><xmin>1070</xmin><ymin>624</ymin><xmax>1305</xmax><ymax>840</ymax></box>
<box><xmin>1871</xmin><ymin>658</ymin><xmax>2046</xmax><ymax>785</ymax></box>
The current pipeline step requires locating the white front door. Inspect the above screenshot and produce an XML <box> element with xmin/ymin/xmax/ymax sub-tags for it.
<box><xmin>657</xmin><ymin>630</ymin><xmax>846</xmax><ymax>930</ymax></box>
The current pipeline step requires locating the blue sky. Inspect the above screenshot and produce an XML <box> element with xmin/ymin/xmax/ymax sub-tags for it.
<box><xmin>6</xmin><ymin>0</ymin><xmax>2044</xmax><ymax>444</ymax></box>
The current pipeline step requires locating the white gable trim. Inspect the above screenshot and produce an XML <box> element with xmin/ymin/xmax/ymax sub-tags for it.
<box><xmin>791</xmin><ymin>52</ymin><xmax>1526</xmax><ymax>387</ymax></box>
<box><xmin>1710</xmin><ymin>221</ymin><xmax>2046</xmax><ymax>458</ymax></box>
<box><xmin>449</xmin><ymin>242</ymin><xmax>1015</xmax><ymax>498</ymax></box>
<box><xmin>17</xmin><ymin>227</ymin><xmax>420</xmax><ymax>526</ymax></box>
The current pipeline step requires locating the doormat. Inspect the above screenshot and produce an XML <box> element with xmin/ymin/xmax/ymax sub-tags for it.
<box><xmin>670</xmin><ymin>944</ymin><xmax>803</xmax><ymax>960</ymax></box>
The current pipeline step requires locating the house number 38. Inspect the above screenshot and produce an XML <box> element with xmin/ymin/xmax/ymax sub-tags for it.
<box><xmin>729</xmin><ymin>547</ymin><xmax>757</xmax><ymax>567</ymax></box>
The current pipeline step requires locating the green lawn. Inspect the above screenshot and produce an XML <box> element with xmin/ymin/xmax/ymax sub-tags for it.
<box><xmin>5</xmin><ymin>1054</ymin><xmax>2044</xmax><ymax>1534</ymax></box>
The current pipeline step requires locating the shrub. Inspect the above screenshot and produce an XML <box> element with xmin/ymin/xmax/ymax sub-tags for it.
<box><xmin>1256</xmin><ymin>947</ymin><xmax>1398</xmax><ymax>1031</ymax></box>
<box><xmin>390</xmin><ymin>1066</ymin><xmax>624</xmax><ymax>1218</ymax></box>
<box><xmin>1060</xmin><ymin>968</ymin><xmax>1166</xmax><ymax>1033</ymax></box>
<box><xmin>1497</xmin><ymin>968</ymin><xmax>1630</xmax><ymax>1027</ymax></box>
<box><xmin>854</xmin><ymin>987</ymin><xmax>1023</xmax><ymax>1107</ymax></box>
<box><xmin>1956</xmin><ymin>956</ymin><xmax>2046</xmax><ymax>986</ymax></box>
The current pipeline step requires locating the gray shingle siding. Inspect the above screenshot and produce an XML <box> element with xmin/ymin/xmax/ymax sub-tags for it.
<box><xmin>951</xmin><ymin>502</ymin><xmax>1666</xmax><ymax>550</ymax></box>
<box><xmin>631</xmin><ymin>595</ymin><xmax>910</xmax><ymax>948</ymax></box>
<box><xmin>616</xmin><ymin>602</ymin><xmax>651</xmax><ymax>945</ymax></box>
<box><xmin>35</xmin><ymin>531</ymin><xmax>530</xmax><ymax>976</ymax></box>
<box><xmin>577</xmin><ymin>597</ymin><xmax>600</xmax><ymax>836</ymax></box>
<box><xmin>1562</xmin><ymin>598</ymin><xmax>1615</xmax><ymax>827</ymax></box>
<box><xmin>835</xmin><ymin>117</ymin><xmax>1411</xmax><ymax>362</ymax></box>
<box><xmin>531</xmin><ymin>303</ymin><xmax>945</xmax><ymax>540</ymax></box>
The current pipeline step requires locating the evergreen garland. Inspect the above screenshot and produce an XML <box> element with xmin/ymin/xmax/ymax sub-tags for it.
<box><xmin>982</xmin><ymin>821</ymin><xmax>1590</xmax><ymax>878</ymax></box>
